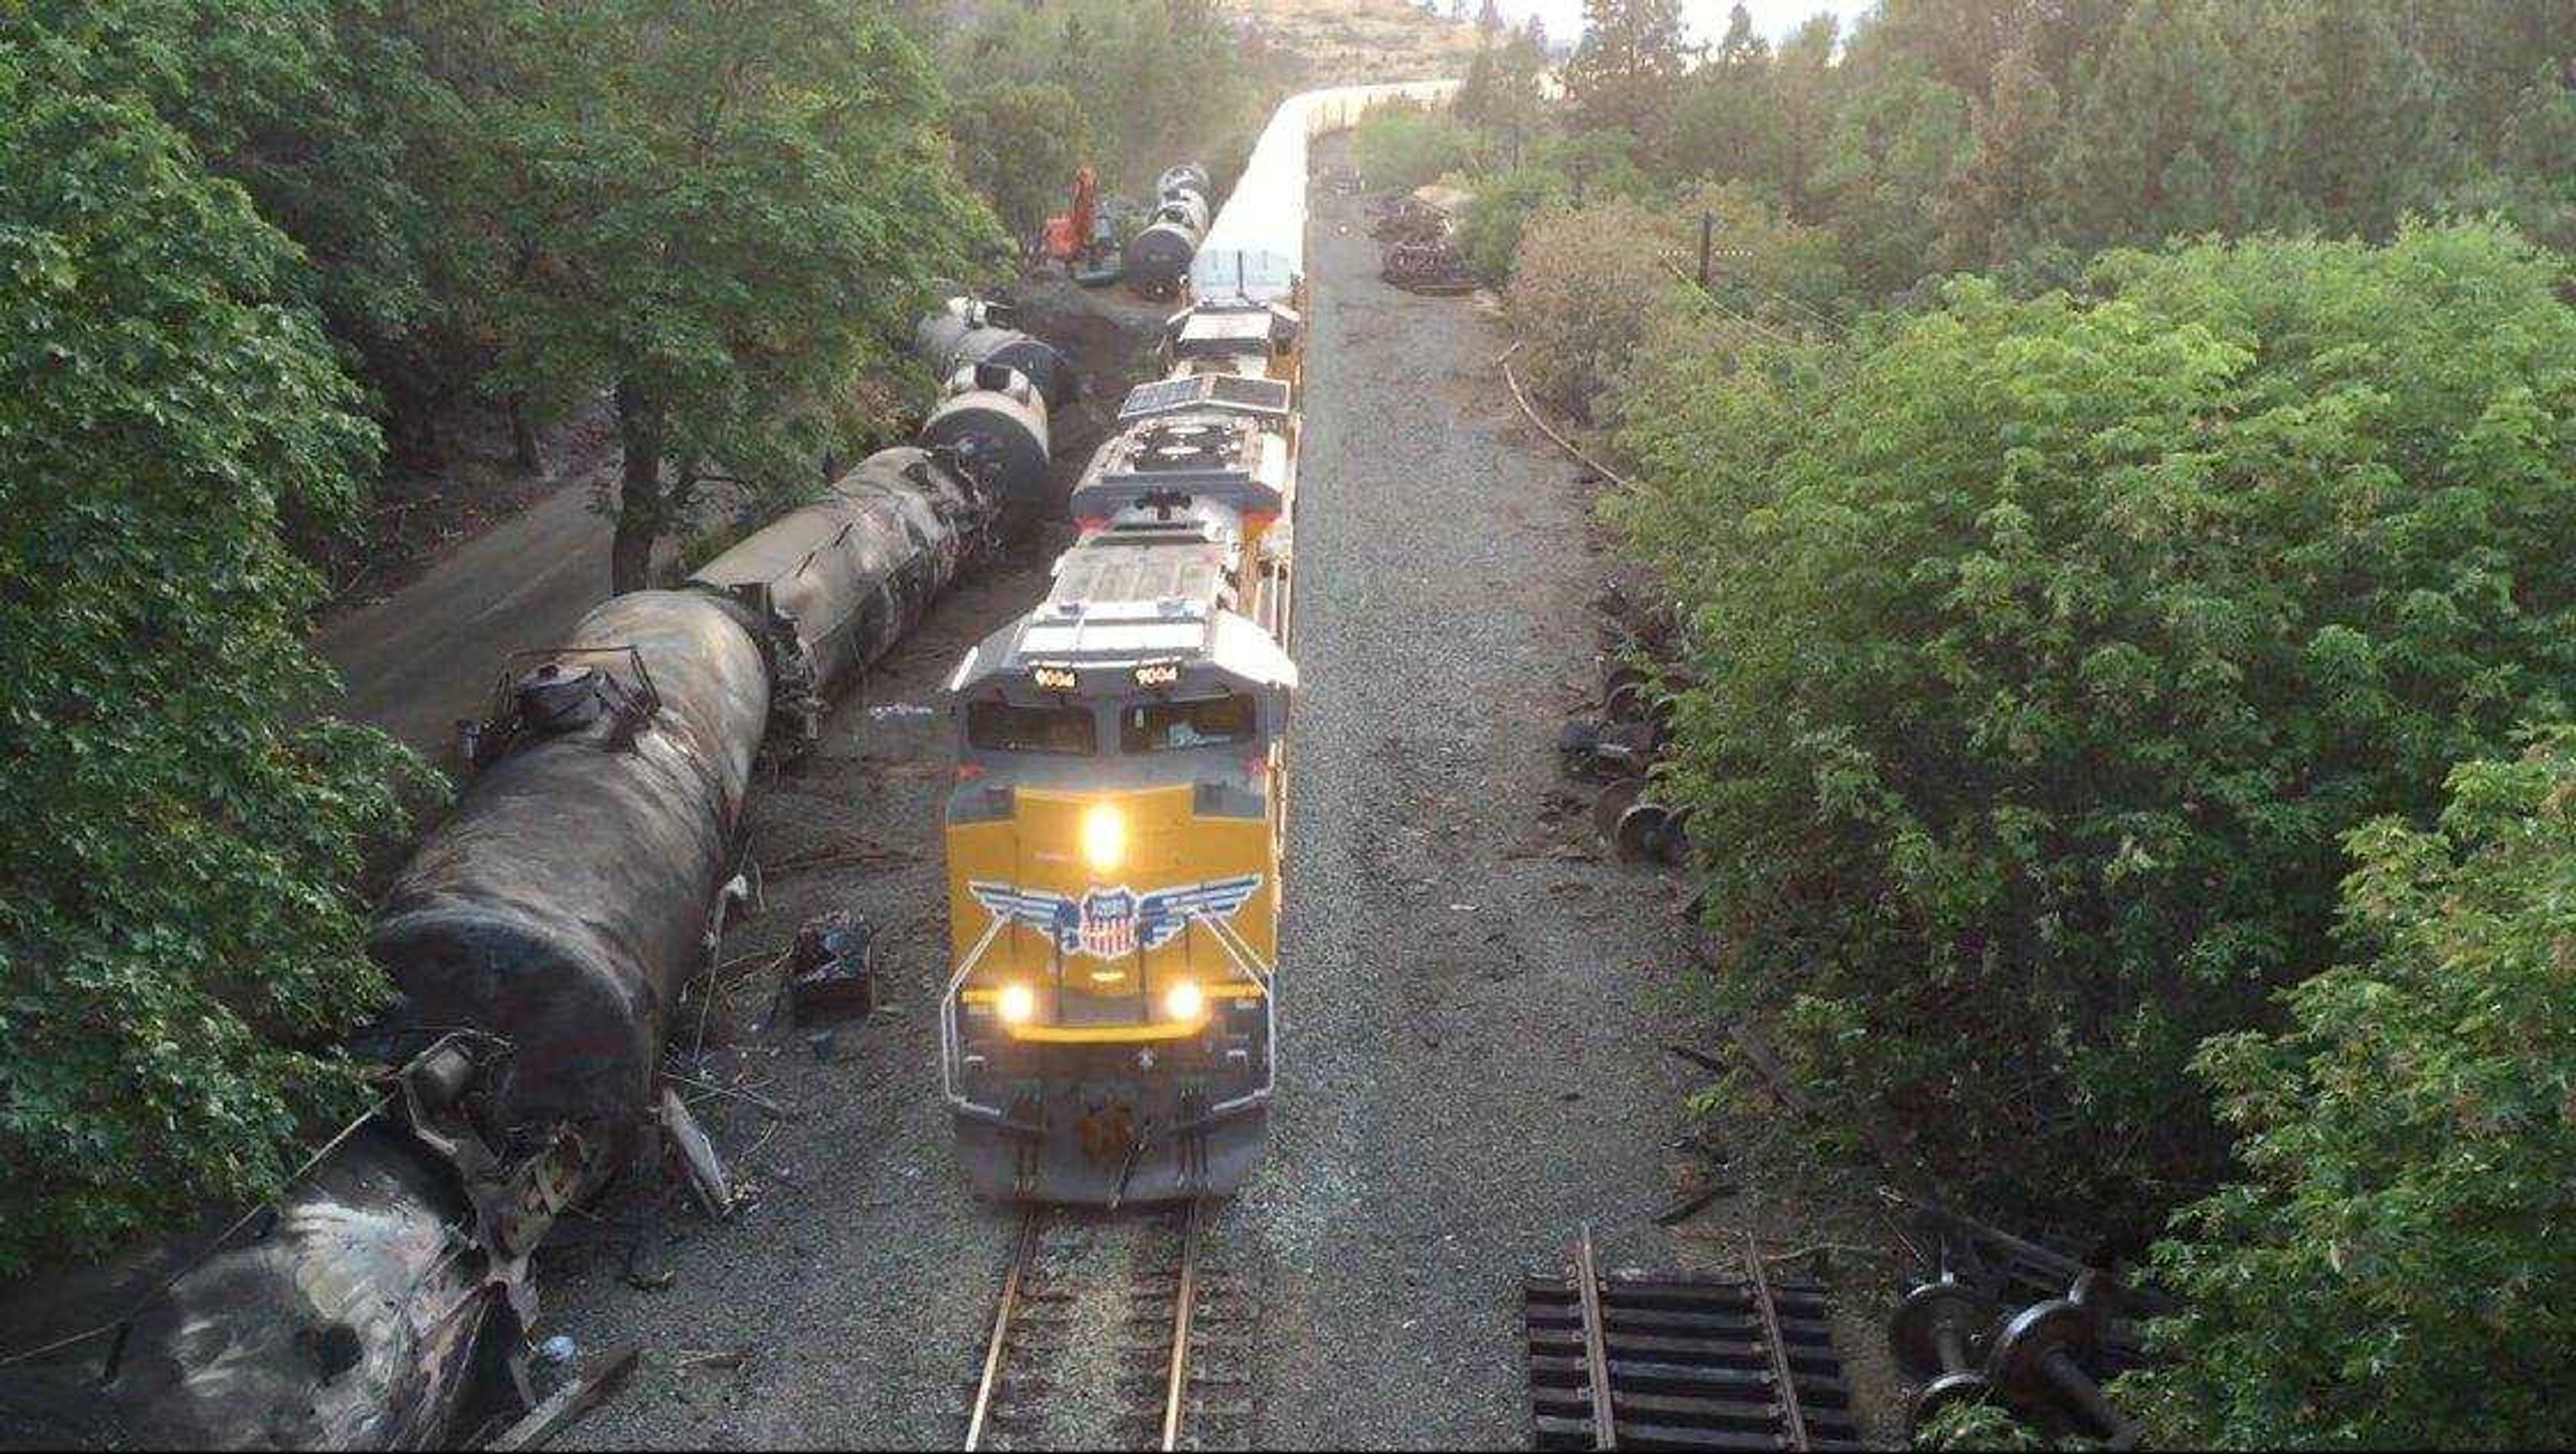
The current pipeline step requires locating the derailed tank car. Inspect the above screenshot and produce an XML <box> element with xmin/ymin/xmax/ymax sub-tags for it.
<box><xmin>921</xmin><ymin>363</ymin><xmax>1054</xmax><ymax>505</ymax></box>
<box><xmin>11</xmin><ymin>438</ymin><xmax>1012</xmax><ymax>1449</ymax></box>
<box><xmin>690</xmin><ymin>445</ymin><xmax>1000</xmax><ymax>747</ymax></box>
<box><xmin>916</xmin><ymin>295</ymin><xmax>1077</xmax><ymax>410</ymax></box>
<box><xmin>372</xmin><ymin>586</ymin><xmax>769</xmax><ymax>1147</ymax></box>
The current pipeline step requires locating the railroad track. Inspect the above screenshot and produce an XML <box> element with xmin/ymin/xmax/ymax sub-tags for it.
<box><xmin>965</xmin><ymin>1200</ymin><xmax>1248</xmax><ymax>1451</ymax></box>
<box><xmin>1525</xmin><ymin>1227</ymin><xmax>1862</xmax><ymax>1451</ymax></box>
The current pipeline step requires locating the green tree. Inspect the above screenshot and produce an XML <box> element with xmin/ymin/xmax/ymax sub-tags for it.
<box><xmin>1768</xmin><ymin>15</ymin><xmax>1845</xmax><ymax>217</ymax></box>
<box><xmin>1660</xmin><ymin>5</ymin><xmax>1783</xmax><ymax>188</ymax></box>
<box><xmin>0</xmin><ymin>47</ymin><xmax>422</xmax><ymax>1272</ymax></box>
<box><xmin>949</xmin><ymin>78</ymin><xmax>1091</xmax><ymax>242</ymax></box>
<box><xmin>1811</xmin><ymin>57</ymin><xmax>1972</xmax><ymax>296</ymax></box>
<box><xmin>13</xmin><ymin>0</ymin><xmax>478</xmax><ymax>468</ymax></box>
<box><xmin>1562</xmin><ymin>0</ymin><xmax>1691</xmax><ymax>150</ymax></box>
<box><xmin>2294</xmin><ymin>0</ymin><xmax>2456</xmax><ymax>237</ymax></box>
<box><xmin>1459</xmin><ymin>21</ymin><xmax>1551</xmax><ymax>167</ymax></box>
<box><xmin>953</xmin><ymin>0</ymin><xmax>1252</xmax><ymax>196</ymax></box>
<box><xmin>475</xmin><ymin>0</ymin><xmax>1001</xmax><ymax>592</ymax></box>
<box><xmin>2044</xmin><ymin>0</ymin><xmax>2296</xmax><ymax>246</ymax></box>
<box><xmin>1353</xmin><ymin>105</ymin><xmax>1475</xmax><ymax>190</ymax></box>
<box><xmin>1931</xmin><ymin>39</ymin><xmax>2061</xmax><ymax>271</ymax></box>
<box><xmin>1609</xmin><ymin>222</ymin><xmax>2576</xmax><ymax>1214</ymax></box>
<box><xmin>2131</xmin><ymin>729</ymin><xmax>2576</xmax><ymax>1448</ymax></box>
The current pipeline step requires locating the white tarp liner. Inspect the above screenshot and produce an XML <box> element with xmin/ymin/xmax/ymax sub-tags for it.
<box><xmin>1189</xmin><ymin>78</ymin><xmax>1460</xmax><ymax>304</ymax></box>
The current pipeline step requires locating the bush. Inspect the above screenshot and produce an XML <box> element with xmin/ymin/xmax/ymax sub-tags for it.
<box><xmin>2128</xmin><ymin>729</ymin><xmax>2576</xmax><ymax>1448</ymax></box>
<box><xmin>1609</xmin><ymin>222</ymin><xmax>2576</xmax><ymax>1218</ymax></box>
<box><xmin>1351</xmin><ymin>104</ymin><xmax>1473</xmax><ymax>191</ymax></box>
<box><xmin>1505</xmin><ymin>199</ymin><xmax>1689</xmax><ymax>421</ymax></box>
<box><xmin>0</xmin><ymin>52</ymin><xmax>424</xmax><ymax>1272</ymax></box>
<box><xmin>1458</xmin><ymin>165</ymin><xmax>1566</xmax><ymax>287</ymax></box>
<box><xmin>1667</xmin><ymin>180</ymin><xmax>1849</xmax><ymax>327</ymax></box>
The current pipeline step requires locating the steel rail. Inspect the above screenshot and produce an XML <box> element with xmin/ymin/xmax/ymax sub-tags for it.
<box><xmin>1160</xmin><ymin>1198</ymin><xmax>1206</xmax><ymax>1451</ymax></box>
<box><xmin>966</xmin><ymin>1209</ymin><xmax>1046</xmax><ymax>1451</ymax></box>
<box><xmin>1743</xmin><ymin>1235</ymin><xmax>1813</xmax><ymax>1453</ymax></box>
<box><xmin>1574</xmin><ymin>1224</ymin><xmax>1619</xmax><ymax>1451</ymax></box>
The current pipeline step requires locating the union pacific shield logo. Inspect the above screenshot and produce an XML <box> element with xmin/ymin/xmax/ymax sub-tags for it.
<box><xmin>971</xmin><ymin>874</ymin><xmax>1262</xmax><ymax>960</ymax></box>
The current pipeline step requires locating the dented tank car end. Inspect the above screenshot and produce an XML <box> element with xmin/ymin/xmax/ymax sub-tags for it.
<box><xmin>922</xmin><ymin>363</ymin><xmax>1054</xmax><ymax>506</ymax></box>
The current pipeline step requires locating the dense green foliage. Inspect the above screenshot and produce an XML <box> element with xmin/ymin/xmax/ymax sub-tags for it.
<box><xmin>0</xmin><ymin>0</ymin><xmax>1005</xmax><ymax>1263</ymax></box>
<box><xmin>456</xmin><ymin>0</ymin><xmax>1000</xmax><ymax>590</ymax></box>
<box><xmin>2129</xmin><ymin>731</ymin><xmax>2576</xmax><ymax>1447</ymax></box>
<box><xmin>0</xmin><ymin>41</ymin><xmax>422</xmax><ymax>1274</ymax></box>
<box><xmin>948</xmin><ymin>77</ymin><xmax>1092</xmax><ymax>240</ymax></box>
<box><xmin>1470</xmin><ymin>0</ymin><xmax>2576</xmax><ymax>307</ymax></box>
<box><xmin>1609</xmin><ymin>223</ymin><xmax>2576</xmax><ymax>1215</ymax></box>
<box><xmin>32</xmin><ymin>0</ymin><xmax>1002</xmax><ymax>586</ymax></box>
<box><xmin>1509</xmin><ymin>5</ymin><xmax>2576</xmax><ymax>1443</ymax></box>
<box><xmin>1351</xmin><ymin>105</ymin><xmax>1474</xmax><ymax>192</ymax></box>
<box><xmin>930</xmin><ymin>0</ymin><xmax>1271</xmax><ymax>217</ymax></box>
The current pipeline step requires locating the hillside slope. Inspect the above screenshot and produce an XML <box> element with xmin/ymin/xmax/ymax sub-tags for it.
<box><xmin>1233</xmin><ymin>0</ymin><xmax>1481</xmax><ymax>86</ymax></box>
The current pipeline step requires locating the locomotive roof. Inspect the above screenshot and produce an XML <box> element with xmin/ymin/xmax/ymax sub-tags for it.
<box><xmin>949</xmin><ymin>529</ymin><xmax>1294</xmax><ymax>694</ymax></box>
<box><xmin>1072</xmin><ymin>410</ymin><xmax>1289</xmax><ymax>522</ymax></box>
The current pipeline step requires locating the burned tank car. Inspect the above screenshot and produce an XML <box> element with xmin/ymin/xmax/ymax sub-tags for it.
<box><xmin>690</xmin><ymin>445</ymin><xmax>1000</xmax><ymax>741</ymax></box>
<box><xmin>922</xmin><ymin>362</ymin><xmax>1054</xmax><ymax>505</ymax></box>
<box><xmin>368</xmin><ymin>588</ymin><xmax>767</xmax><ymax>1149</ymax></box>
<box><xmin>87</xmin><ymin>1123</ymin><xmax>498</xmax><ymax>1450</ymax></box>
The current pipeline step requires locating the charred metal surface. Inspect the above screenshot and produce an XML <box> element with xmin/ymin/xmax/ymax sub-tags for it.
<box><xmin>690</xmin><ymin>446</ymin><xmax>999</xmax><ymax>751</ymax></box>
<box><xmin>922</xmin><ymin>369</ymin><xmax>1054</xmax><ymax>505</ymax></box>
<box><xmin>13</xmin><ymin>1041</ymin><xmax>576</xmax><ymax>1451</ymax></box>
<box><xmin>371</xmin><ymin>589</ymin><xmax>769</xmax><ymax>1150</ymax></box>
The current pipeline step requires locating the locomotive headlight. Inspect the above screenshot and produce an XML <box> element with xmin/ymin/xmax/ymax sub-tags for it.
<box><xmin>996</xmin><ymin>982</ymin><xmax>1037</xmax><ymax>1026</ymax></box>
<box><xmin>1081</xmin><ymin>802</ymin><xmax>1126</xmax><ymax>873</ymax></box>
<box><xmin>1163</xmin><ymin>980</ymin><xmax>1205</xmax><ymax>1022</ymax></box>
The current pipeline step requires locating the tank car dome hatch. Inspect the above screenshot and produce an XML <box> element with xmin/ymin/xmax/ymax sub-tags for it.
<box><xmin>924</xmin><ymin>362</ymin><xmax>1053</xmax><ymax>503</ymax></box>
<box><xmin>513</xmin><ymin>661</ymin><xmax>610</xmax><ymax>734</ymax></box>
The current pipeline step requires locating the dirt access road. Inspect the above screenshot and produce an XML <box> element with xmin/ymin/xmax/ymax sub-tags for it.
<box><xmin>532</xmin><ymin>144</ymin><xmax>1899</xmax><ymax>1447</ymax></box>
<box><xmin>317</xmin><ymin>468</ymin><xmax>613</xmax><ymax>758</ymax></box>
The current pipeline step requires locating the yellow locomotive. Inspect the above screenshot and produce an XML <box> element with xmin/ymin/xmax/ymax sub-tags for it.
<box><xmin>941</xmin><ymin>315</ymin><xmax>1298</xmax><ymax>1203</ymax></box>
<box><xmin>940</xmin><ymin>79</ymin><xmax>1455</xmax><ymax>1204</ymax></box>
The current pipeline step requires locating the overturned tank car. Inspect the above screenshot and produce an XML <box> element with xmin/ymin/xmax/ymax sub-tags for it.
<box><xmin>0</xmin><ymin>450</ymin><xmax>1010</xmax><ymax>1449</ymax></box>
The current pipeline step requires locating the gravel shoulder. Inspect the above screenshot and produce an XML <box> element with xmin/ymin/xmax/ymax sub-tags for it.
<box><xmin>533</xmin><ymin>150</ymin><xmax>1903</xmax><ymax>1450</ymax></box>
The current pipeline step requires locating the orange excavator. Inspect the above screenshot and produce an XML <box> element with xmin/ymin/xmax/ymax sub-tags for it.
<box><xmin>1035</xmin><ymin>164</ymin><xmax>1124</xmax><ymax>286</ymax></box>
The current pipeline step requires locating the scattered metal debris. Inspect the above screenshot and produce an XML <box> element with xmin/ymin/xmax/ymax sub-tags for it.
<box><xmin>659</xmin><ymin>1087</ymin><xmax>735</xmax><ymax>1221</ymax></box>
<box><xmin>486</xmin><ymin>1340</ymin><xmax>639</xmax><ymax>1452</ymax></box>
<box><xmin>788</xmin><ymin>911</ymin><xmax>877</xmax><ymax>1024</ymax></box>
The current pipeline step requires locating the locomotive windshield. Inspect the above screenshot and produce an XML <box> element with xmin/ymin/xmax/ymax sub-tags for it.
<box><xmin>967</xmin><ymin>698</ymin><xmax>1095</xmax><ymax>755</ymax></box>
<box><xmin>1120</xmin><ymin>693</ymin><xmax>1254</xmax><ymax>752</ymax></box>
